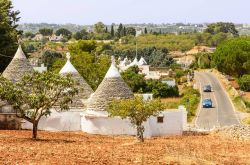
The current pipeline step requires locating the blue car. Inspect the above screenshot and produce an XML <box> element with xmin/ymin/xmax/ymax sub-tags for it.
<box><xmin>202</xmin><ymin>98</ymin><xmax>212</xmax><ymax>108</ymax></box>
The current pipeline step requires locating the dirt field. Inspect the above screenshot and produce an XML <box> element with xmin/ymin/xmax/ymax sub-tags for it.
<box><xmin>0</xmin><ymin>131</ymin><xmax>249</xmax><ymax>164</ymax></box>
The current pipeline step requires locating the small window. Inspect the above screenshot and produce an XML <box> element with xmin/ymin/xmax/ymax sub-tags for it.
<box><xmin>157</xmin><ymin>116</ymin><xmax>164</xmax><ymax>123</ymax></box>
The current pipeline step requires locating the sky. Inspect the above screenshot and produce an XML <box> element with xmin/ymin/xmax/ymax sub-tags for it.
<box><xmin>12</xmin><ymin>0</ymin><xmax>250</xmax><ymax>25</ymax></box>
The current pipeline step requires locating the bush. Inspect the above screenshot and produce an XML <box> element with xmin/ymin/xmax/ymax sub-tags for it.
<box><xmin>146</xmin><ymin>79</ymin><xmax>179</xmax><ymax>98</ymax></box>
<box><xmin>238</xmin><ymin>74</ymin><xmax>250</xmax><ymax>91</ymax></box>
<box><xmin>180</xmin><ymin>87</ymin><xmax>200</xmax><ymax>122</ymax></box>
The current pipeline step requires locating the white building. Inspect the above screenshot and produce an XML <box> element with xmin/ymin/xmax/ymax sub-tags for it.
<box><xmin>81</xmin><ymin>64</ymin><xmax>187</xmax><ymax>137</ymax></box>
<box><xmin>22</xmin><ymin>53</ymin><xmax>93</xmax><ymax>131</ymax></box>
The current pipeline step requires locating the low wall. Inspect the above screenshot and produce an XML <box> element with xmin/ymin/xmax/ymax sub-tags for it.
<box><xmin>81</xmin><ymin>108</ymin><xmax>187</xmax><ymax>138</ymax></box>
<box><xmin>0</xmin><ymin>114</ymin><xmax>21</xmax><ymax>130</ymax></box>
<box><xmin>21</xmin><ymin>109</ymin><xmax>83</xmax><ymax>131</ymax></box>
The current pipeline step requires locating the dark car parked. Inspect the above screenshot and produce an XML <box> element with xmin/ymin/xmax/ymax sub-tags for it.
<box><xmin>203</xmin><ymin>85</ymin><xmax>212</xmax><ymax>92</ymax></box>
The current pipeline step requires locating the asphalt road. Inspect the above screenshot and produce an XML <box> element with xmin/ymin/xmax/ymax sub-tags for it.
<box><xmin>195</xmin><ymin>72</ymin><xmax>239</xmax><ymax>130</ymax></box>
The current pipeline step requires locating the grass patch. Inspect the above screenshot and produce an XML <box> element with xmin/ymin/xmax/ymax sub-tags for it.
<box><xmin>232</xmin><ymin>96</ymin><xmax>249</xmax><ymax>113</ymax></box>
<box><xmin>161</xmin><ymin>98</ymin><xmax>181</xmax><ymax>109</ymax></box>
<box><xmin>242</xmin><ymin>116</ymin><xmax>250</xmax><ymax>125</ymax></box>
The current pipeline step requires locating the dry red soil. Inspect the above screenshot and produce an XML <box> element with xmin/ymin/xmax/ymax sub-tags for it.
<box><xmin>0</xmin><ymin>130</ymin><xmax>249</xmax><ymax>164</ymax></box>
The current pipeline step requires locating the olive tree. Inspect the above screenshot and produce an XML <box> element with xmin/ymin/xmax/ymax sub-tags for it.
<box><xmin>0</xmin><ymin>72</ymin><xmax>78</xmax><ymax>139</ymax></box>
<box><xmin>107</xmin><ymin>96</ymin><xmax>164</xmax><ymax>142</ymax></box>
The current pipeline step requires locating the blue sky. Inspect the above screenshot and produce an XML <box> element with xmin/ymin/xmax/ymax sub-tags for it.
<box><xmin>12</xmin><ymin>0</ymin><xmax>250</xmax><ymax>24</ymax></box>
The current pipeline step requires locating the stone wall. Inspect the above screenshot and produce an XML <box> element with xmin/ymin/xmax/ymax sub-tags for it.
<box><xmin>0</xmin><ymin>114</ymin><xmax>21</xmax><ymax>130</ymax></box>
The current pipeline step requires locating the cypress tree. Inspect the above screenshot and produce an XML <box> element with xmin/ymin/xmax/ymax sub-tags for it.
<box><xmin>111</xmin><ymin>24</ymin><xmax>114</xmax><ymax>37</ymax></box>
<box><xmin>144</xmin><ymin>27</ymin><xmax>148</xmax><ymax>34</ymax></box>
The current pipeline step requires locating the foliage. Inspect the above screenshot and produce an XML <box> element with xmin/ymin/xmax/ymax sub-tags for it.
<box><xmin>113</xmin><ymin>46</ymin><xmax>173</xmax><ymax>67</ymax></box>
<box><xmin>146</xmin><ymin>80</ymin><xmax>179</xmax><ymax>98</ymax></box>
<box><xmin>55</xmin><ymin>28</ymin><xmax>72</xmax><ymax>39</ymax></box>
<box><xmin>24</xmin><ymin>32</ymin><xmax>35</xmax><ymax>39</ymax></box>
<box><xmin>197</xmin><ymin>53</ymin><xmax>212</xmax><ymax>69</ymax></box>
<box><xmin>41</xmin><ymin>50</ymin><xmax>63</xmax><ymax>70</ymax></box>
<box><xmin>51</xmin><ymin>40</ymin><xmax>110</xmax><ymax>90</ymax></box>
<box><xmin>0</xmin><ymin>72</ymin><xmax>78</xmax><ymax>138</ymax></box>
<box><xmin>212</xmin><ymin>37</ymin><xmax>250</xmax><ymax>77</ymax></box>
<box><xmin>126</xmin><ymin>27</ymin><xmax>136</xmax><ymax>36</ymax></box>
<box><xmin>39</xmin><ymin>28</ymin><xmax>53</xmax><ymax>36</ymax></box>
<box><xmin>107</xmin><ymin>96</ymin><xmax>165</xmax><ymax>142</ymax></box>
<box><xmin>69</xmin><ymin>40</ymin><xmax>97</xmax><ymax>53</ymax></box>
<box><xmin>94</xmin><ymin>22</ymin><xmax>105</xmax><ymax>33</ymax></box>
<box><xmin>121</xmin><ymin>66</ymin><xmax>147</xmax><ymax>93</ymax></box>
<box><xmin>121</xmin><ymin>66</ymin><xmax>179</xmax><ymax>98</ymax></box>
<box><xmin>205</xmin><ymin>22</ymin><xmax>238</xmax><ymax>36</ymax></box>
<box><xmin>180</xmin><ymin>87</ymin><xmax>200</xmax><ymax>122</ymax></box>
<box><xmin>0</xmin><ymin>0</ymin><xmax>20</xmax><ymax>72</ymax></box>
<box><xmin>23</xmin><ymin>43</ymin><xmax>36</xmax><ymax>54</ymax></box>
<box><xmin>73</xmin><ymin>29</ymin><xmax>89</xmax><ymax>40</ymax></box>
<box><xmin>238</xmin><ymin>74</ymin><xmax>250</xmax><ymax>91</ymax></box>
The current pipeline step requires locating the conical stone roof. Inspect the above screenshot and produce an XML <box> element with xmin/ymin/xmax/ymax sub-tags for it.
<box><xmin>59</xmin><ymin>53</ymin><xmax>93</xmax><ymax>108</ymax></box>
<box><xmin>87</xmin><ymin>64</ymin><xmax>134</xmax><ymax>111</ymax></box>
<box><xmin>2</xmin><ymin>45</ymin><xmax>33</xmax><ymax>82</ymax></box>
<box><xmin>138</xmin><ymin>57</ymin><xmax>147</xmax><ymax>65</ymax></box>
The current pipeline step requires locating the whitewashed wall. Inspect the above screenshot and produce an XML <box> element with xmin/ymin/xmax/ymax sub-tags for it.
<box><xmin>81</xmin><ymin>108</ymin><xmax>187</xmax><ymax>138</ymax></box>
<box><xmin>21</xmin><ymin>108</ymin><xmax>83</xmax><ymax>131</ymax></box>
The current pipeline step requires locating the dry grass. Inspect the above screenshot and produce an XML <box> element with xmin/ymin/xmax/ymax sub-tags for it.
<box><xmin>0</xmin><ymin>130</ymin><xmax>249</xmax><ymax>164</ymax></box>
<box><xmin>161</xmin><ymin>97</ymin><xmax>181</xmax><ymax>109</ymax></box>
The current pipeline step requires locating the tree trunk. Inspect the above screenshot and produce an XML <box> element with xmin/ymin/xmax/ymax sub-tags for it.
<box><xmin>32</xmin><ymin>121</ymin><xmax>38</xmax><ymax>139</ymax></box>
<box><xmin>136</xmin><ymin>125</ymin><xmax>144</xmax><ymax>142</ymax></box>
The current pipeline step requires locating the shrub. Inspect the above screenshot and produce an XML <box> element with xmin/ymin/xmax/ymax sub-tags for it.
<box><xmin>238</xmin><ymin>74</ymin><xmax>250</xmax><ymax>91</ymax></box>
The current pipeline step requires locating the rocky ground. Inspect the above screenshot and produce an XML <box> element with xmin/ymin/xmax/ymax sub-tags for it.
<box><xmin>0</xmin><ymin>130</ymin><xmax>250</xmax><ymax>164</ymax></box>
<box><xmin>214</xmin><ymin>125</ymin><xmax>250</xmax><ymax>140</ymax></box>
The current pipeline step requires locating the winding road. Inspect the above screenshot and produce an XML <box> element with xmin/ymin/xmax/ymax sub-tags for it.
<box><xmin>195</xmin><ymin>72</ymin><xmax>239</xmax><ymax>130</ymax></box>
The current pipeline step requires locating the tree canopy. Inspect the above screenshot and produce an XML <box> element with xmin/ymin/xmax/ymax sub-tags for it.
<box><xmin>205</xmin><ymin>22</ymin><xmax>238</xmax><ymax>36</ymax></box>
<box><xmin>0</xmin><ymin>0</ymin><xmax>20</xmax><ymax>72</ymax></box>
<box><xmin>212</xmin><ymin>37</ymin><xmax>250</xmax><ymax>77</ymax></box>
<box><xmin>39</xmin><ymin>28</ymin><xmax>53</xmax><ymax>36</ymax></box>
<box><xmin>55</xmin><ymin>28</ymin><xmax>72</xmax><ymax>39</ymax></box>
<box><xmin>0</xmin><ymin>72</ymin><xmax>78</xmax><ymax>138</ymax></box>
<box><xmin>94</xmin><ymin>22</ymin><xmax>105</xmax><ymax>33</ymax></box>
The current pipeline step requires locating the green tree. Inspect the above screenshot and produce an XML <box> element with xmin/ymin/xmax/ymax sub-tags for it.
<box><xmin>126</xmin><ymin>27</ymin><xmax>136</xmax><ymax>36</ymax></box>
<box><xmin>205</xmin><ymin>22</ymin><xmax>238</xmax><ymax>36</ymax></box>
<box><xmin>111</xmin><ymin>24</ymin><xmax>115</xmax><ymax>37</ymax></box>
<box><xmin>39</xmin><ymin>28</ymin><xmax>53</xmax><ymax>36</ymax></box>
<box><xmin>24</xmin><ymin>32</ymin><xmax>35</xmax><ymax>39</ymax></box>
<box><xmin>116</xmin><ymin>23</ymin><xmax>123</xmax><ymax>38</ymax></box>
<box><xmin>107</xmin><ymin>96</ymin><xmax>164</xmax><ymax>142</ymax></box>
<box><xmin>69</xmin><ymin>40</ymin><xmax>97</xmax><ymax>53</ymax></box>
<box><xmin>94</xmin><ymin>22</ymin><xmax>105</xmax><ymax>33</ymax></box>
<box><xmin>0</xmin><ymin>0</ymin><xmax>20</xmax><ymax>72</ymax></box>
<box><xmin>55</xmin><ymin>28</ymin><xmax>72</xmax><ymax>39</ymax></box>
<box><xmin>197</xmin><ymin>53</ymin><xmax>211</xmax><ymax>69</ymax></box>
<box><xmin>212</xmin><ymin>37</ymin><xmax>250</xmax><ymax>77</ymax></box>
<box><xmin>73</xmin><ymin>29</ymin><xmax>89</xmax><ymax>40</ymax></box>
<box><xmin>144</xmin><ymin>27</ymin><xmax>148</xmax><ymax>34</ymax></box>
<box><xmin>0</xmin><ymin>72</ymin><xmax>78</xmax><ymax>139</ymax></box>
<box><xmin>41</xmin><ymin>50</ymin><xmax>63</xmax><ymax>70</ymax></box>
<box><xmin>145</xmin><ymin>80</ymin><xmax>179</xmax><ymax>98</ymax></box>
<box><xmin>121</xmin><ymin>66</ymin><xmax>147</xmax><ymax>93</ymax></box>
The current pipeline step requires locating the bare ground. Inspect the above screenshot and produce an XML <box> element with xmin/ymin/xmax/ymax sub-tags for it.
<box><xmin>0</xmin><ymin>130</ymin><xmax>250</xmax><ymax>164</ymax></box>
